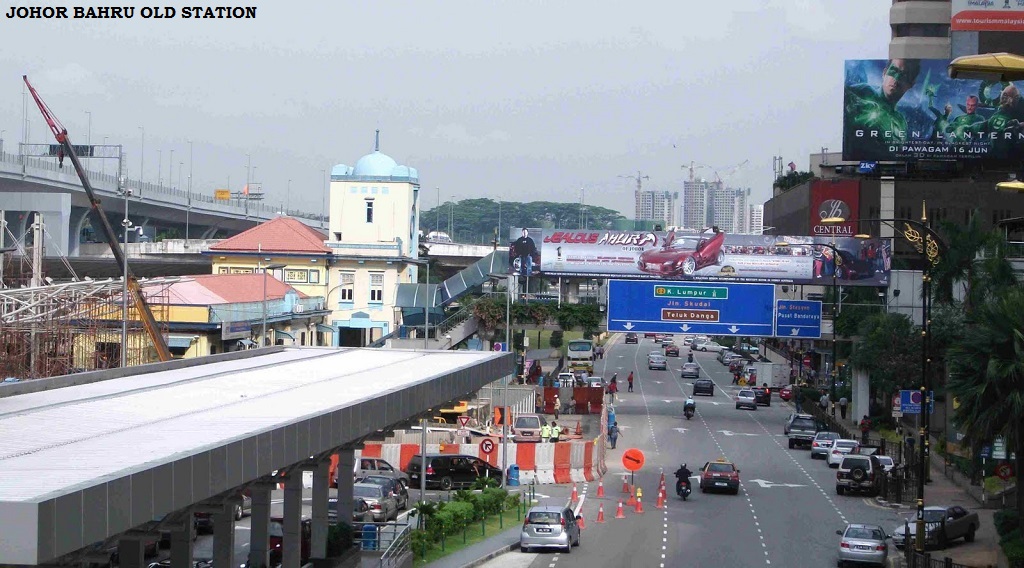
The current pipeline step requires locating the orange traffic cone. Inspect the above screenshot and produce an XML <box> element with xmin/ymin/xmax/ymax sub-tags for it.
<box><xmin>615</xmin><ymin>500</ymin><xmax>626</xmax><ymax>519</ymax></box>
<box><xmin>621</xmin><ymin>474</ymin><xmax>630</xmax><ymax>493</ymax></box>
<box><xmin>659</xmin><ymin>470</ymin><xmax>665</xmax><ymax>488</ymax></box>
<box><xmin>635</xmin><ymin>488</ymin><xmax>645</xmax><ymax>514</ymax></box>
<box><xmin>597</xmin><ymin>479</ymin><xmax>605</xmax><ymax>498</ymax></box>
<box><xmin>626</xmin><ymin>486</ymin><xmax>637</xmax><ymax>506</ymax></box>
<box><xmin>656</xmin><ymin>486</ymin><xmax>665</xmax><ymax>509</ymax></box>
<box><xmin>596</xmin><ymin>503</ymin><xmax>606</xmax><ymax>523</ymax></box>
<box><xmin>571</xmin><ymin>483</ymin><xmax>578</xmax><ymax>502</ymax></box>
<box><xmin>578</xmin><ymin>513</ymin><xmax>586</xmax><ymax>530</ymax></box>
<box><xmin>574</xmin><ymin>421</ymin><xmax>582</xmax><ymax>436</ymax></box>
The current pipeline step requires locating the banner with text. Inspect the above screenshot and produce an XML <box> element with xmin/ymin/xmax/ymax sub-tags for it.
<box><xmin>952</xmin><ymin>0</ymin><xmax>1024</xmax><ymax>31</ymax></box>
<box><xmin>843</xmin><ymin>59</ymin><xmax>1024</xmax><ymax>162</ymax></box>
<box><xmin>508</xmin><ymin>228</ymin><xmax>891</xmax><ymax>286</ymax></box>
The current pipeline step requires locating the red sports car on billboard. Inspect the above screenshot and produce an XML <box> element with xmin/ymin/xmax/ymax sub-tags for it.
<box><xmin>637</xmin><ymin>228</ymin><xmax>726</xmax><ymax>277</ymax></box>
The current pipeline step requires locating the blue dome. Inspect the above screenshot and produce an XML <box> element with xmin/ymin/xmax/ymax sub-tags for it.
<box><xmin>353</xmin><ymin>151</ymin><xmax>399</xmax><ymax>176</ymax></box>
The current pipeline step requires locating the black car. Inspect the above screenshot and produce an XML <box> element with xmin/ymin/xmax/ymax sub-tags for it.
<box><xmin>754</xmin><ymin>387</ymin><xmax>771</xmax><ymax>406</ymax></box>
<box><xmin>405</xmin><ymin>454</ymin><xmax>503</xmax><ymax>490</ymax></box>
<box><xmin>625</xmin><ymin>332</ymin><xmax>638</xmax><ymax>344</ymax></box>
<box><xmin>692</xmin><ymin>378</ymin><xmax>715</xmax><ymax>396</ymax></box>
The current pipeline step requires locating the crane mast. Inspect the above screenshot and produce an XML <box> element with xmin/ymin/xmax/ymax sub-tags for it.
<box><xmin>23</xmin><ymin>75</ymin><xmax>172</xmax><ymax>363</ymax></box>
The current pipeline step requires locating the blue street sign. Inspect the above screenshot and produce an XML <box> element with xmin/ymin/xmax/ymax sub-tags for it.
<box><xmin>775</xmin><ymin>300</ymin><xmax>822</xmax><ymax>338</ymax></box>
<box><xmin>899</xmin><ymin>390</ymin><xmax>934</xmax><ymax>414</ymax></box>
<box><xmin>607</xmin><ymin>280</ymin><xmax>775</xmax><ymax>337</ymax></box>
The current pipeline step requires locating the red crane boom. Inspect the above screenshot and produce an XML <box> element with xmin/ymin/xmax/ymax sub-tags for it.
<box><xmin>23</xmin><ymin>75</ymin><xmax>172</xmax><ymax>363</ymax></box>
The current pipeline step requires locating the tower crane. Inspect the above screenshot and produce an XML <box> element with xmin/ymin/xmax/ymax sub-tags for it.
<box><xmin>709</xmin><ymin>159</ymin><xmax>750</xmax><ymax>185</ymax></box>
<box><xmin>681</xmin><ymin>161</ymin><xmax>711</xmax><ymax>183</ymax></box>
<box><xmin>23</xmin><ymin>75</ymin><xmax>172</xmax><ymax>362</ymax></box>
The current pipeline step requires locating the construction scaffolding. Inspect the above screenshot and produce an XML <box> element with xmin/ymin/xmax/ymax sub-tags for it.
<box><xmin>0</xmin><ymin>276</ymin><xmax>173</xmax><ymax>380</ymax></box>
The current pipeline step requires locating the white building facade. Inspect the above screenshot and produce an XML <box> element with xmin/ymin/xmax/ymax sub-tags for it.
<box><xmin>327</xmin><ymin>136</ymin><xmax>421</xmax><ymax>346</ymax></box>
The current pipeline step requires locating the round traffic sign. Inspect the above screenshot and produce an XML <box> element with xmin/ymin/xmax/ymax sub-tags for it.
<box><xmin>480</xmin><ymin>438</ymin><xmax>495</xmax><ymax>454</ymax></box>
<box><xmin>996</xmin><ymin>463</ymin><xmax>1014</xmax><ymax>481</ymax></box>
<box><xmin>622</xmin><ymin>448</ymin><xmax>645</xmax><ymax>472</ymax></box>
<box><xmin>910</xmin><ymin>391</ymin><xmax>923</xmax><ymax>404</ymax></box>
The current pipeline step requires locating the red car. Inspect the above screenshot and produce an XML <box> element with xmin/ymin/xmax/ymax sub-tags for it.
<box><xmin>779</xmin><ymin>386</ymin><xmax>793</xmax><ymax>401</ymax></box>
<box><xmin>637</xmin><ymin>229</ymin><xmax>726</xmax><ymax>277</ymax></box>
<box><xmin>268</xmin><ymin>517</ymin><xmax>311</xmax><ymax>566</ymax></box>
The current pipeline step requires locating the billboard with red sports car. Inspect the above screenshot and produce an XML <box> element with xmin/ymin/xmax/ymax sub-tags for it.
<box><xmin>509</xmin><ymin>228</ymin><xmax>891</xmax><ymax>287</ymax></box>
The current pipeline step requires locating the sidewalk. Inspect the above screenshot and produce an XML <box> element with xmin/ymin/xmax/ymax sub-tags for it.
<box><xmin>421</xmin><ymin>526</ymin><xmax>521</xmax><ymax>568</ymax></box>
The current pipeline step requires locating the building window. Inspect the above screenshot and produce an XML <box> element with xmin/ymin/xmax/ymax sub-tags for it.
<box><xmin>366</xmin><ymin>200</ymin><xmax>375</xmax><ymax>223</ymax></box>
<box><xmin>309</xmin><ymin>270</ymin><xmax>320</xmax><ymax>284</ymax></box>
<box><xmin>369</xmin><ymin>272</ymin><xmax>384</xmax><ymax>303</ymax></box>
<box><xmin>285</xmin><ymin>269</ymin><xmax>309</xmax><ymax>284</ymax></box>
<box><xmin>218</xmin><ymin>267</ymin><xmax>230</xmax><ymax>274</ymax></box>
<box><xmin>892</xmin><ymin>23</ymin><xmax>949</xmax><ymax>38</ymax></box>
<box><xmin>230</xmin><ymin>267</ymin><xmax>254</xmax><ymax>274</ymax></box>
<box><xmin>339</xmin><ymin>272</ymin><xmax>355</xmax><ymax>303</ymax></box>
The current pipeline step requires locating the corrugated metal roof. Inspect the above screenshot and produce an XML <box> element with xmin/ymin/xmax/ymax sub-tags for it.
<box><xmin>155</xmin><ymin>273</ymin><xmax>309</xmax><ymax>305</ymax></box>
<box><xmin>0</xmin><ymin>347</ymin><xmax>510</xmax><ymax>564</ymax></box>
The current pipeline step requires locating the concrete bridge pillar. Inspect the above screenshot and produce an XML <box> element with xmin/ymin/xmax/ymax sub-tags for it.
<box><xmin>0</xmin><ymin>193</ymin><xmax>70</xmax><ymax>252</ymax></box>
<box><xmin>68</xmin><ymin>206</ymin><xmax>91</xmax><ymax>257</ymax></box>
<box><xmin>248</xmin><ymin>484</ymin><xmax>273</xmax><ymax>568</ymax></box>
<box><xmin>282</xmin><ymin>471</ymin><xmax>304</xmax><ymax>568</ymax></box>
<box><xmin>310</xmin><ymin>459</ymin><xmax>331</xmax><ymax>560</ymax></box>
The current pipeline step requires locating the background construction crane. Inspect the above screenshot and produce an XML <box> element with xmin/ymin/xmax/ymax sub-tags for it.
<box><xmin>680</xmin><ymin>161</ymin><xmax>711</xmax><ymax>183</ymax></box>
<box><xmin>24</xmin><ymin>76</ymin><xmax>172</xmax><ymax>362</ymax></box>
<box><xmin>709</xmin><ymin>159</ymin><xmax>750</xmax><ymax>185</ymax></box>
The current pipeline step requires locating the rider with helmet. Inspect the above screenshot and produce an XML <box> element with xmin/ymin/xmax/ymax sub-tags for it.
<box><xmin>674</xmin><ymin>463</ymin><xmax>693</xmax><ymax>496</ymax></box>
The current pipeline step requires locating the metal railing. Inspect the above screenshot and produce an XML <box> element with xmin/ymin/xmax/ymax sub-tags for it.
<box><xmin>903</xmin><ymin>531</ymin><xmax>976</xmax><ymax>568</ymax></box>
<box><xmin>436</xmin><ymin>303</ymin><xmax>476</xmax><ymax>337</ymax></box>
<box><xmin>377</xmin><ymin>521</ymin><xmax>411</xmax><ymax>568</ymax></box>
<box><xmin>354</xmin><ymin>521</ymin><xmax>410</xmax><ymax>558</ymax></box>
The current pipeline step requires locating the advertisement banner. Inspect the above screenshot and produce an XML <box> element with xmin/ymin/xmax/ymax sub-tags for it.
<box><xmin>508</xmin><ymin>228</ymin><xmax>891</xmax><ymax>286</ymax></box>
<box><xmin>809</xmin><ymin>180</ymin><xmax>860</xmax><ymax>236</ymax></box>
<box><xmin>842</xmin><ymin>59</ymin><xmax>1024</xmax><ymax>162</ymax></box>
<box><xmin>952</xmin><ymin>0</ymin><xmax>1024</xmax><ymax>31</ymax></box>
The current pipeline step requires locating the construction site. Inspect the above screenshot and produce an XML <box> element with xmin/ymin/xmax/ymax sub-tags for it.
<box><xmin>0</xmin><ymin>217</ymin><xmax>173</xmax><ymax>379</ymax></box>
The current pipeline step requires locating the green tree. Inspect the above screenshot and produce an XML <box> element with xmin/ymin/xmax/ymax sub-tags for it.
<box><xmin>549</xmin><ymin>330</ymin><xmax>564</xmax><ymax>349</ymax></box>
<box><xmin>933</xmin><ymin>210</ymin><xmax>1010</xmax><ymax>311</ymax></box>
<box><xmin>422</xmin><ymin>198</ymin><xmax>626</xmax><ymax>244</ymax></box>
<box><xmin>772</xmin><ymin>170</ymin><xmax>815</xmax><ymax>192</ymax></box>
<box><xmin>947</xmin><ymin>286</ymin><xmax>1024</xmax><ymax>522</ymax></box>
<box><xmin>848</xmin><ymin>311</ymin><xmax>922</xmax><ymax>407</ymax></box>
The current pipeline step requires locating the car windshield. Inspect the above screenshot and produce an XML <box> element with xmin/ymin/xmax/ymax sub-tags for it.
<box><xmin>269</xmin><ymin>520</ymin><xmax>284</xmax><ymax>538</ymax></box>
<box><xmin>836</xmin><ymin>441</ymin><xmax>858</xmax><ymax>449</ymax></box>
<box><xmin>696</xmin><ymin>380</ymin><xmax>712</xmax><ymax>385</ymax></box>
<box><xmin>846</xmin><ymin>527</ymin><xmax>884</xmax><ymax>540</ymax></box>
<box><xmin>708</xmin><ymin>463</ymin><xmax>734</xmax><ymax>473</ymax></box>
<box><xmin>918</xmin><ymin>510</ymin><xmax>946</xmax><ymax>523</ymax></box>
<box><xmin>354</xmin><ymin>485</ymin><xmax>383</xmax><ymax>498</ymax></box>
<box><xmin>790</xmin><ymin>418</ymin><xmax>816</xmax><ymax>430</ymax></box>
<box><xmin>527</xmin><ymin>511</ymin><xmax>562</xmax><ymax>525</ymax></box>
<box><xmin>815</xmin><ymin>432</ymin><xmax>839</xmax><ymax>441</ymax></box>
<box><xmin>877</xmin><ymin>457</ymin><xmax>894</xmax><ymax>465</ymax></box>
<box><xmin>842</xmin><ymin>457</ymin><xmax>869</xmax><ymax>467</ymax></box>
<box><xmin>739</xmin><ymin>390</ymin><xmax>754</xmax><ymax>397</ymax></box>
<box><xmin>515</xmin><ymin>417</ymin><xmax>540</xmax><ymax>429</ymax></box>
<box><xmin>683</xmin><ymin>364</ymin><xmax>698</xmax><ymax>369</ymax></box>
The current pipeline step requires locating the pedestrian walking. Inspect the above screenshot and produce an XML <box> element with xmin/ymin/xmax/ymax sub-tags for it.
<box><xmin>608</xmin><ymin>376</ymin><xmax>618</xmax><ymax>403</ymax></box>
<box><xmin>535</xmin><ymin>395</ymin><xmax>543</xmax><ymax>414</ymax></box>
<box><xmin>794</xmin><ymin>388</ymin><xmax>803</xmax><ymax>413</ymax></box>
<box><xmin>553</xmin><ymin>395</ymin><xmax>560</xmax><ymax>420</ymax></box>
<box><xmin>819</xmin><ymin>391</ymin><xmax>829</xmax><ymax>412</ymax></box>
<box><xmin>540</xmin><ymin>422</ymin><xmax>551</xmax><ymax>443</ymax></box>
<box><xmin>839</xmin><ymin>396</ymin><xmax>849</xmax><ymax>420</ymax></box>
<box><xmin>549</xmin><ymin>421</ymin><xmax>560</xmax><ymax>443</ymax></box>
<box><xmin>568</xmin><ymin>396</ymin><xmax>576</xmax><ymax>414</ymax></box>
<box><xmin>608</xmin><ymin>421</ymin><xmax>621</xmax><ymax>449</ymax></box>
<box><xmin>627</xmin><ymin>371</ymin><xmax>634</xmax><ymax>393</ymax></box>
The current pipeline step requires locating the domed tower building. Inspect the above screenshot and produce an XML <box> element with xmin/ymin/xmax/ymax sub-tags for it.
<box><xmin>327</xmin><ymin>131</ymin><xmax>420</xmax><ymax>346</ymax></box>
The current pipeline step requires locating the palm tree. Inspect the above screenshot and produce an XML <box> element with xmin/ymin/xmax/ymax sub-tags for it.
<box><xmin>933</xmin><ymin>211</ymin><xmax>1006</xmax><ymax>311</ymax></box>
<box><xmin>947</xmin><ymin>286</ymin><xmax>1024</xmax><ymax>521</ymax></box>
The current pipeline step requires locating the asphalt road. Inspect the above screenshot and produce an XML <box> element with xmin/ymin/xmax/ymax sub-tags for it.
<box><xmin>479</xmin><ymin>334</ymin><xmax>908</xmax><ymax>568</ymax></box>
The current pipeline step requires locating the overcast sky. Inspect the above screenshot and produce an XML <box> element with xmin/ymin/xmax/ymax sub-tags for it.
<box><xmin>0</xmin><ymin>1</ymin><xmax>890</xmax><ymax>218</ymax></box>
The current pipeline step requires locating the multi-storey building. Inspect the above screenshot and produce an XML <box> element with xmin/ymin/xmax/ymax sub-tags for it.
<box><xmin>890</xmin><ymin>0</ymin><xmax>951</xmax><ymax>59</ymax></box>
<box><xmin>635</xmin><ymin>190</ymin><xmax>677</xmax><ymax>227</ymax></box>
<box><xmin>681</xmin><ymin>180</ymin><xmax>714</xmax><ymax>230</ymax></box>
<box><xmin>747</xmin><ymin>204</ymin><xmax>764</xmax><ymax>235</ymax></box>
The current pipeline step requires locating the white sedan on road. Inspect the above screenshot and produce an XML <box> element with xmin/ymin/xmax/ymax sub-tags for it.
<box><xmin>693</xmin><ymin>341</ymin><xmax>725</xmax><ymax>352</ymax></box>
<box><xmin>826</xmin><ymin>439</ymin><xmax>861</xmax><ymax>467</ymax></box>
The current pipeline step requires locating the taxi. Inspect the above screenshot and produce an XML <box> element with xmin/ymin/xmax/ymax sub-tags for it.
<box><xmin>699</xmin><ymin>458</ymin><xmax>740</xmax><ymax>495</ymax></box>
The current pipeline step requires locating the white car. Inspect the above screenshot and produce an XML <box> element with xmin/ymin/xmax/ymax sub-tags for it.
<box><xmin>694</xmin><ymin>341</ymin><xmax>725</xmax><ymax>353</ymax></box>
<box><xmin>875</xmin><ymin>455</ymin><xmax>895</xmax><ymax>473</ymax></box>
<box><xmin>735</xmin><ymin>389</ymin><xmax>757</xmax><ymax>410</ymax></box>
<box><xmin>826</xmin><ymin>439</ymin><xmax>860</xmax><ymax>468</ymax></box>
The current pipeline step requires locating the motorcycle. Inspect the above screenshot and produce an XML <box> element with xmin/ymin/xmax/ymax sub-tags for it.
<box><xmin>676</xmin><ymin>479</ymin><xmax>691</xmax><ymax>500</ymax></box>
<box><xmin>683</xmin><ymin>407</ymin><xmax>694</xmax><ymax>420</ymax></box>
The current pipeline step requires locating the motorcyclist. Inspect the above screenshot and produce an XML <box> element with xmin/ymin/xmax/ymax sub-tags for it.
<box><xmin>683</xmin><ymin>397</ymin><xmax>696</xmax><ymax>417</ymax></box>
<box><xmin>674</xmin><ymin>463</ymin><xmax>693</xmax><ymax>494</ymax></box>
<box><xmin>687</xmin><ymin>352</ymin><xmax>694</xmax><ymax>363</ymax></box>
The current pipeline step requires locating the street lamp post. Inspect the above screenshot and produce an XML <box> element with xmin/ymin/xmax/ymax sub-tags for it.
<box><xmin>261</xmin><ymin>262</ymin><xmax>287</xmax><ymax>347</ymax></box>
<box><xmin>823</xmin><ymin>205</ymin><xmax>946</xmax><ymax>554</ymax></box>
<box><xmin>423</xmin><ymin>258</ymin><xmax>430</xmax><ymax>349</ymax></box>
<box><xmin>186</xmin><ymin>141</ymin><xmax>193</xmax><ymax>245</ymax></box>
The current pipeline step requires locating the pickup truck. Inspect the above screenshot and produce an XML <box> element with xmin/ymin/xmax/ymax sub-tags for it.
<box><xmin>892</xmin><ymin>505</ymin><xmax>980</xmax><ymax>549</ymax></box>
<box><xmin>785</xmin><ymin>413</ymin><xmax>819</xmax><ymax>449</ymax></box>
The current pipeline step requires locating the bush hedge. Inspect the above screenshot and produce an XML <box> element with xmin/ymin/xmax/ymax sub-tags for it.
<box><xmin>996</xmin><ymin>509</ymin><xmax>1021</xmax><ymax>537</ymax></box>
<box><xmin>413</xmin><ymin>486</ymin><xmax>512</xmax><ymax>552</ymax></box>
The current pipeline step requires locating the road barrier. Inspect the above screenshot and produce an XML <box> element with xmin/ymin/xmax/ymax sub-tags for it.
<box><xmin>351</xmin><ymin>438</ymin><xmax>606</xmax><ymax>486</ymax></box>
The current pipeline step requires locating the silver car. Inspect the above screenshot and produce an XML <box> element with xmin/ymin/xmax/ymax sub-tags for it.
<box><xmin>353</xmin><ymin>482</ymin><xmax>399</xmax><ymax>522</ymax></box>
<box><xmin>648</xmin><ymin>354</ymin><xmax>668</xmax><ymax>370</ymax></box>
<box><xmin>735</xmin><ymin>389</ymin><xmax>757</xmax><ymax>410</ymax></box>
<box><xmin>836</xmin><ymin>523</ymin><xmax>889</xmax><ymax>567</ymax></box>
<box><xmin>810</xmin><ymin>431</ymin><xmax>841</xmax><ymax>459</ymax></box>
<box><xmin>520</xmin><ymin>506</ymin><xmax>581</xmax><ymax>553</ymax></box>
<box><xmin>680</xmin><ymin>362</ymin><xmax>700</xmax><ymax>379</ymax></box>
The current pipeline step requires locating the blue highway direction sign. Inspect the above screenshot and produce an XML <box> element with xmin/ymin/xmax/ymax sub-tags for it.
<box><xmin>607</xmin><ymin>280</ymin><xmax>775</xmax><ymax>337</ymax></box>
<box><xmin>775</xmin><ymin>300</ymin><xmax>822</xmax><ymax>338</ymax></box>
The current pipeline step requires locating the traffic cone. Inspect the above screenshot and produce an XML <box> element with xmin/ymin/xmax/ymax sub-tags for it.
<box><xmin>659</xmin><ymin>470</ymin><xmax>665</xmax><ymax>488</ymax></box>
<box><xmin>656</xmin><ymin>486</ymin><xmax>665</xmax><ymax>509</ymax></box>
<box><xmin>615</xmin><ymin>500</ymin><xmax>626</xmax><ymax>519</ymax></box>
<box><xmin>571</xmin><ymin>483</ymin><xmax>578</xmax><ymax>502</ymax></box>
<box><xmin>574</xmin><ymin>421</ymin><xmax>582</xmax><ymax>436</ymax></box>
<box><xmin>635</xmin><ymin>488</ymin><xmax>645</xmax><ymax>514</ymax></box>
<box><xmin>578</xmin><ymin>513</ymin><xmax>586</xmax><ymax>530</ymax></box>
<box><xmin>626</xmin><ymin>486</ymin><xmax>637</xmax><ymax>506</ymax></box>
<box><xmin>596</xmin><ymin>479</ymin><xmax>605</xmax><ymax>498</ymax></box>
<box><xmin>621</xmin><ymin>474</ymin><xmax>629</xmax><ymax>493</ymax></box>
<box><xmin>596</xmin><ymin>503</ymin><xmax>606</xmax><ymax>523</ymax></box>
